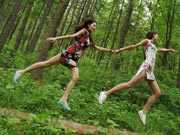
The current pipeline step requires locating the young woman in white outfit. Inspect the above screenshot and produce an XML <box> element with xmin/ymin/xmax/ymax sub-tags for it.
<box><xmin>98</xmin><ymin>31</ymin><xmax>178</xmax><ymax>125</ymax></box>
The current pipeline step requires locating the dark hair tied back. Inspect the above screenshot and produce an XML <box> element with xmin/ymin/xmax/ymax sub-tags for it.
<box><xmin>75</xmin><ymin>18</ymin><xmax>96</xmax><ymax>33</ymax></box>
<box><xmin>146</xmin><ymin>31</ymin><xmax>157</xmax><ymax>39</ymax></box>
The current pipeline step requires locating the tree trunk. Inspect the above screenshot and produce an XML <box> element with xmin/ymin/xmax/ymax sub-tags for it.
<box><xmin>81</xmin><ymin>0</ymin><xmax>91</xmax><ymax>19</ymax></box>
<box><xmin>146</xmin><ymin>1</ymin><xmax>155</xmax><ymax>30</ymax></box>
<box><xmin>88</xmin><ymin>0</ymin><xmax>97</xmax><ymax>15</ymax></box>
<box><xmin>97</xmin><ymin>1</ymin><xmax>117</xmax><ymax>64</ymax></box>
<box><xmin>77</xmin><ymin>1</ymin><xmax>87</xmax><ymax>23</ymax></box>
<box><xmin>118</xmin><ymin>0</ymin><xmax>133</xmax><ymax>48</ymax></box>
<box><xmin>111</xmin><ymin>0</ymin><xmax>125</xmax><ymax>49</ymax></box>
<box><xmin>26</xmin><ymin>0</ymin><xmax>54</xmax><ymax>53</ymax></box>
<box><xmin>162</xmin><ymin>0</ymin><xmax>176</xmax><ymax>66</ymax></box>
<box><xmin>0</xmin><ymin>0</ymin><xmax>5</xmax><ymax>9</ymax></box>
<box><xmin>110</xmin><ymin>0</ymin><xmax>133</xmax><ymax>70</ymax></box>
<box><xmin>57</xmin><ymin>0</ymin><xmax>78</xmax><ymax>52</ymax></box>
<box><xmin>9</xmin><ymin>6</ymin><xmax>25</xmax><ymax>40</ymax></box>
<box><xmin>31</xmin><ymin>0</ymin><xmax>70</xmax><ymax>80</ymax></box>
<box><xmin>59</xmin><ymin>1</ymin><xmax>73</xmax><ymax>36</ymax></box>
<box><xmin>0</xmin><ymin>0</ymin><xmax>22</xmax><ymax>52</ymax></box>
<box><xmin>64</xmin><ymin>0</ymin><xmax>78</xmax><ymax>35</ymax></box>
<box><xmin>105</xmin><ymin>0</ymin><xmax>125</xmax><ymax>69</ymax></box>
<box><xmin>23</xmin><ymin>5</ymin><xmax>44</xmax><ymax>52</ymax></box>
<box><xmin>0</xmin><ymin>1</ymin><xmax>17</xmax><ymax>33</ymax></box>
<box><xmin>12</xmin><ymin>0</ymin><xmax>34</xmax><ymax>55</ymax></box>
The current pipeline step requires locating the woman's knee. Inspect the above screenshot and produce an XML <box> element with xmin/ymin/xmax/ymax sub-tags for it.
<box><xmin>40</xmin><ymin>61</ymin><xmax>52</xmax><ymax>67</ymax></box>
<box><xmin>155</xmin><ymin>91</ymin><xmax>161</xmax><ymax>98</ymax></box>
<box><xmin>72</xmin><ymin>76</ymin><xmax>79</xmax><ymax>82</ymax></box>
<box><xmin>124</xmin><ymin>82</ymin><xmax>134</xmax><ymax>88</ymax></box>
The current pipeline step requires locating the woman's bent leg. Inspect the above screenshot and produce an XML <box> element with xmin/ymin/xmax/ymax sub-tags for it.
<box><xmin>143</xmin><ymin>80</ymin><xmax>161</xmax><ymax>114</ymax></box>
<box><xmin>60</xmin><ymin>67</ymin><xmax>79</xmax><ymax>105</ymax></box>
<box><xmin>138</xmin><ymin>80</ymin><xmax>161</xmax><ymax>125</ymax></box>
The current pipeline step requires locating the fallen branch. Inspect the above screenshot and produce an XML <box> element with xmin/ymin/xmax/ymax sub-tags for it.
<box><xmin>0</xmin><ymin>108</ymin><xmax>140</xmax><ymax>135</ymax></box>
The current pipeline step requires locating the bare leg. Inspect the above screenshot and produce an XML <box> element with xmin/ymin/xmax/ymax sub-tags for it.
<box><xmin>60</xmin><ymin>67</ymin><xmax>79</xmax><ymax>105</ymax></box>
<box><xmin>142</xmin><ymin>80</ymin><xmax>161</xmax><ymax>114</ymax></box>
<box><xmin>17</xmin><ymin>54</ymin><xmax>61</xmax><ymax>78</ymax></box>
<box><xmin>106</xmin><ymin>70</ymin><xmax>146</xmax><ymax>96</ymax></box>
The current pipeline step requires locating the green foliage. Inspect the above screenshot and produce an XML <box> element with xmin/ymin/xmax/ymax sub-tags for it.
<box><xmin>0</xmin><ymin>57</ymin><xmax>180</xmax><ymax>134</ymax></box>
<box><xmin>1</xmin><ymin>0</ymin><xmax>180</xmax><ymax>134</ymax></box>
<box><xmin>0</xmin><ymin>115</ymin><xmax>76</xmax><ymax>135</ymax></box>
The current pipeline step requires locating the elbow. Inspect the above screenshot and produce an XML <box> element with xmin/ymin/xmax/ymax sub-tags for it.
<box><xmin>69</xmin><ymin>36</ymin><xmax>74</xmax><ymax>39</ymax></box>
<box><xmin>93</xmin><ymin>46</ymin><xmax>98</xmax><ymax>50</ymax></box>
<box><xmin>68</xmin><ymin>34</ymin><xmax>75</xmax><ymax>39</ymax></box>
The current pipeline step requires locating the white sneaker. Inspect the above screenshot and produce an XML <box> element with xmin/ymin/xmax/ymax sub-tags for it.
<box><xmin>98</xmin><ymin>92</ymin><xmax>107</xmax><ymax>104</ymax></box>
<box><xmin>138</xmin><ymin>110</ymin><xmax>146</xmax><ymax>125</ymax></box>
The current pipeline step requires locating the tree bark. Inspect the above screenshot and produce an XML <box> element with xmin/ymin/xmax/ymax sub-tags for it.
<box><xmin>77</xmin><ymin>1</ymin><xmax>87</xmax><ymax>23</ymax></box>
<box><xmin>9</xmin><ymin>6</ymin><xmax>25</xmax><ymax>40</ymax></box>
<box><xmin>105</xmin><ymin>0</ymin><xmax>125</xmax><ymax>69</ymax></box>
<box><xmin>118</xmin><ymin>0</ymin><xmax>134</xmax><ymax>48</ymax></box>
<box><xmin>162</xmin><ymin>0</ymin><xmax>176</xmax><ymax>66</ymax></box>
<box><xmin>97</xmin><ymin>0</ymin><xmax>117</xmax><ymax>64</ymax></box>
<box><xmin>0</xmin><ymin>0</ymin><xmax>5</xmax><ymax>9</ymax></box>
<box><xmin>88</xmin><ymin>0</ymin><xmax>97</xmax><ymax>15</ymax></box>
<box><xmin>0</xmin><ymin>0</ymin><xmax>23</xmax><ymax>52</ymax></box>
<box><xmin>31</xmin><ymin>0</ymin><xmax>70</xmax><ymax>80</ymax></box>
<box><xmin>81</xmin><ymin>0</ymin><xmax>91</xmax><ymax>19</ymax></box>
<box><xmin>23</xmin><ymin>4</ymin><xmax>44</xmax><ymax>52</ymax></box>
<box><xmin>111</xmin><ymin>0</ymin><xmax>125</xmax><ymax>49</ymax></box>
<box><xmin>12</xmin><ymin>0</ymin><xmax>34</xmax><ymax>55</ymax></box>
<box><xmin>26</xmin><ymin>0</ymin><xmax>54</xmax><ymax>53</ymax></box>
<box><xmin>146</xmin><ymin>1</ymin><xmax>155</xmax><ymax>30</ymax></box>
<box><xmin>57</xmin><ymin>0</ymin><xmax>78</xmax><ymax>52</ymax></box>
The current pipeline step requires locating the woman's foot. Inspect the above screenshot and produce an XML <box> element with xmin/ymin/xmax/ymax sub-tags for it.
<box><xmin>138</xmin><ymin>110</ymin><xmax>146</xmax><ymax>125</ymax></box>
<box><xmin>57</xmin><ymin>100</ymin><xmax>71</xmax><ymax>111</ymax></box>
<box><xmin>13</xmin><ymin>71</ymin><xmax>21</xmax><ymax>84</ymax></box>
<box><xmin>98</xmin><ymin>91</ymin><xmax>107</xmax><ymax>104</ymax></box>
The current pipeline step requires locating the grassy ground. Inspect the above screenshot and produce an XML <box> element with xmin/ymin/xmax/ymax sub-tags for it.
<box><xmin>0</xmin><ymin>57</ymin><xmax>180</xmax><ymax>135</ymax></box>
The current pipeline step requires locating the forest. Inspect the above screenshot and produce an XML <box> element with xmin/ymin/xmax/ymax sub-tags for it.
<box><xmin>0</xmin><ymin>0</ymin><xmax>180</xmax><ymax>134</ymax></box>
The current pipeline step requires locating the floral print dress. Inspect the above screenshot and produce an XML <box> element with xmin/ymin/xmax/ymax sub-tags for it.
<box><xmin>136</xmin><ymin>40</ymin><xmax>157</xmax><ymax>80</ymax></box>
<box><xmin>59</xmin><ymin>28</ymin><xmax>91</xmax><ymax>68</ymax></box>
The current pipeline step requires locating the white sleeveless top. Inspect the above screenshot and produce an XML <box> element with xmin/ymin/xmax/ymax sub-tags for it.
<box><xmin>136</xmin><ymin>40</ymin><xmax>157</xmax><ymax>80</ymax></box>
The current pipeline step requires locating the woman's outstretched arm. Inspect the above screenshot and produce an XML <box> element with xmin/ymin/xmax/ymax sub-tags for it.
<box><xmin>46</xmin><ymin>29</ymin><xmax>85</xmax><ymax>42</ymax></box>
<box><xmin>92</xmin><ymin>45</ymin><xmax>112</xmax><ymax>52</ymax></box>
<box><xmin>158</xmin><ymin>48</ymin><xmax>178</xmax><ymax>53</ymax></box>
<box><xmin>112</xmin><ymin>39</ymin><xmax>149</xmax><ymax>54</ymax></box>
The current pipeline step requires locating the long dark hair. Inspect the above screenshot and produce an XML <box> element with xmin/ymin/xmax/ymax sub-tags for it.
<box><xmin>75</xmin><ymin>18</ymin><xmax>96</xmax><ymax>46</ymax></box>
<box><xmin>146</xmin><ymin>31</ymin><xmax>157</xmax><ymax>39</ymax></box>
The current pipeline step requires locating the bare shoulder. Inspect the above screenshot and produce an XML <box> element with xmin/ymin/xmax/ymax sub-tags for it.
<box><xmin>79</xmin><ymin>29</ymin><xmax>86</xmax><ymax>34</ymax></box>
<box><xmin>135</xmin><ymin>39</ymin><xmax>149</xmax><ymax>47</ymax></box>
<box><xmin>141</xmin><ymin>39</ymin><xmax>149</xmax><ymax>46</ymax></box>
<box><xmin>83</xmin><ymin>28</ymin><xmax>89</xmax><ymax>33</ymax></box>
<box><xmin>73</xmin><ymin>29</ymin><xmax>86</xmax><ymax>37</ymax></box>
